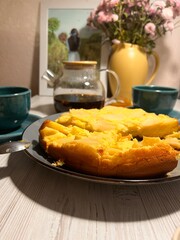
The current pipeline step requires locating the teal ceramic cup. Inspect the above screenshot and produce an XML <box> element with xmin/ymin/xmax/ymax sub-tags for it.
<box><xmin>0</xmin><ymin>86</ymin><xmax>31</xmax><ymax>131</ymax></box>
<box><xmin>132</xmin><ymin>85</ymin><xmax>178</xmax><ymax>114</ymax></box>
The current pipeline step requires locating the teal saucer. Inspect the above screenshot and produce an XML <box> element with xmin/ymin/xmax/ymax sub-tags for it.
<box><xmin>0</xmin><ymin>114</ymin><xmax>41</xmax><ymax>143</ymax></box>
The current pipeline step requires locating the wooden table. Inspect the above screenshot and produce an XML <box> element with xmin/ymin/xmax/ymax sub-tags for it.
<box><xmin>1</xmin><ymin>95</ymin><xmax>180</xmax><ymax>240</ymax></box>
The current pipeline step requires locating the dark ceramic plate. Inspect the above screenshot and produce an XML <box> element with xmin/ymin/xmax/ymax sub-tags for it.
<box><xmin>23</xmin><ymin>111</ymin><xmax>180</xmax><ymax>185</ymax></box>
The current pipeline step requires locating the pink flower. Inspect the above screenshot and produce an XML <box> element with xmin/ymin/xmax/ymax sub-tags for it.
<box><xmin>136</xmin><ymin>0</ymin><xmax>150</xmax><ymax>8</ymax></box>
<box><xmin>149</xmin><ymin>0</ymin><xmax>166</xmax><ymax>14</ymax></box>
<box><xmin>161</xmin><ymin>7</ymin><xmax>174</xmax><ymax>20</ymax></box>
<box><xmin>173</xmin><ymin>0</ymin><xmax>180</xmax><ymax>16</ymax></box>
<box><xmin>111</xmin><ymin>14</ymin><xmax>119</xmax><ymax>21</ymax></box>
<box><xmin>144</xmin><ymin>22</ymin><xmax>156</xmax><ymax>36</ymax></box>
<box><xmin>97</xmin><ymin>0</ymin><xmax>107</xmax><ymax>11</ymax></box>
<box><xmin>97</xmin><ymin>11</ymin><xmax>108</xmax><ymax>23</ymax></box>
<box><xmin>166</xmin><ymin>0</ymin><xmax>180</xmax><ymax>17</ymax></box>
<box><xmin>152</xmin><ymin>0</ymin><xmax>166</xmax><ymax>8</ymax></box>
<box><xmin>168</xmin><ymin>0</ymin><xmax>180</xmax><ymax>6</ymax></box>
<box><xmin>97</xmin><ymin>11</ymin><xmax>118</xmax><ymax>23</ymax></box>
<box><xmin>164</xmin><ymin>20</ymin><xmax>174</xmax><ymax>31</ymax></box>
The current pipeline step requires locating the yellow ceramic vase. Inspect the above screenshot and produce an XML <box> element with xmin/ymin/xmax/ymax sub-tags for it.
<box><xmin>108</xmin><ymin>43</ymin><xmax>159</xmax><ymax>105</ymax></box>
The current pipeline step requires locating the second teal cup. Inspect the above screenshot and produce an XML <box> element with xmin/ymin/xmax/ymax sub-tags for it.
<box><xmin>132</xmin><ymin>85</ymin><xmax>178</xmax><ymax>114</ymax></box>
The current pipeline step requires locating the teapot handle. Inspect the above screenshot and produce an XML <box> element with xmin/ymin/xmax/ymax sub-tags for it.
<box><xmin>42</xmin><ymin>69</ymin><xmax>57</xmax><ymax>88</ymax></box>
<box><xmin>146</xmin><ymin>51</ymin><xmax>160</xmax><ymax>85</ymax></box>
<box><xmin>100</xmin><ymin>69</ymin><xmax>120</xmax><ymax>105</ymax></box>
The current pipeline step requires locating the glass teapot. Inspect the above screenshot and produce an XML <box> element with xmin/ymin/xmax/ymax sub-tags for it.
<box><xmin>42</xmin><ymin>61</ymin><xmax>120</xmax><ymax>113</ymax></box>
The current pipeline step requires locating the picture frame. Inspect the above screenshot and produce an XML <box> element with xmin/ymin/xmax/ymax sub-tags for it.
<box><xmin>39</xmin><ymin>0</ymin><xmax>108</xmax><ymax>96</ymax></box>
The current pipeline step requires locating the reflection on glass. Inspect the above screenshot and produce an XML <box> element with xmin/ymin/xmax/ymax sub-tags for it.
<box><xmin>48</xmin><ymin>9</ymin><xmax>102</xmax><ymax>83</ymax></box>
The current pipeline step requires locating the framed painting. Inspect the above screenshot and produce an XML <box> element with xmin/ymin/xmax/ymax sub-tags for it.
<box><xmin>39</xmin><ymin>0</ymin><xmax>108</xmax><ymax>96</ymax></box>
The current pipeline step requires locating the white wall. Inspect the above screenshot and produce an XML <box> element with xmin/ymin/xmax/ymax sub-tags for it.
<box><xmin>154</xmin><ymin>28</ymin><xmax>180</xmax><ymax>91</ymax></box>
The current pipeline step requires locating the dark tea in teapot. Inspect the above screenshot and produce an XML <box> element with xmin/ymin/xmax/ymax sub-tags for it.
<box><xmin>54</xmin><ymin>93</ymin><xmax>105</xmax><ymax>112</ymax></box>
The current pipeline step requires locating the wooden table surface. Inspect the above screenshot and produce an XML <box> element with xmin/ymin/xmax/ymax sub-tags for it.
<box><xmin>0</xmin><ymin>95</ymin><xmax>180</xmax><ymax>240</ymax></box>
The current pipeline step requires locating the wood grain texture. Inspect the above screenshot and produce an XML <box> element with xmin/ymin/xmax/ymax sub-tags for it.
<box><xmin>1</xmin><ymin>151</ymin><xmax>180</xmax><ymax>240</ymax></box>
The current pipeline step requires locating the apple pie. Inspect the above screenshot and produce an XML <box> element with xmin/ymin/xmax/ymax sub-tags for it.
<box><xmin>39</xmin><ymin>106</ymin><xmax>179</xmax><ymax>178</ymax></box>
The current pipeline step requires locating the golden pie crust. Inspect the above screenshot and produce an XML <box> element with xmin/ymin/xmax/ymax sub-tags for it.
<box><xmin>39</xmin><ymin>106</ymin><xmax>180</xmax><ymax>178</ymax></box>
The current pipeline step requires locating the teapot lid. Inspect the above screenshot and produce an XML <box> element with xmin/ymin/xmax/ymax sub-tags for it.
<box><xmin>63</xmin><ymin>61</ymin><xmax>97</xmax><ymax>69</ymax></box>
